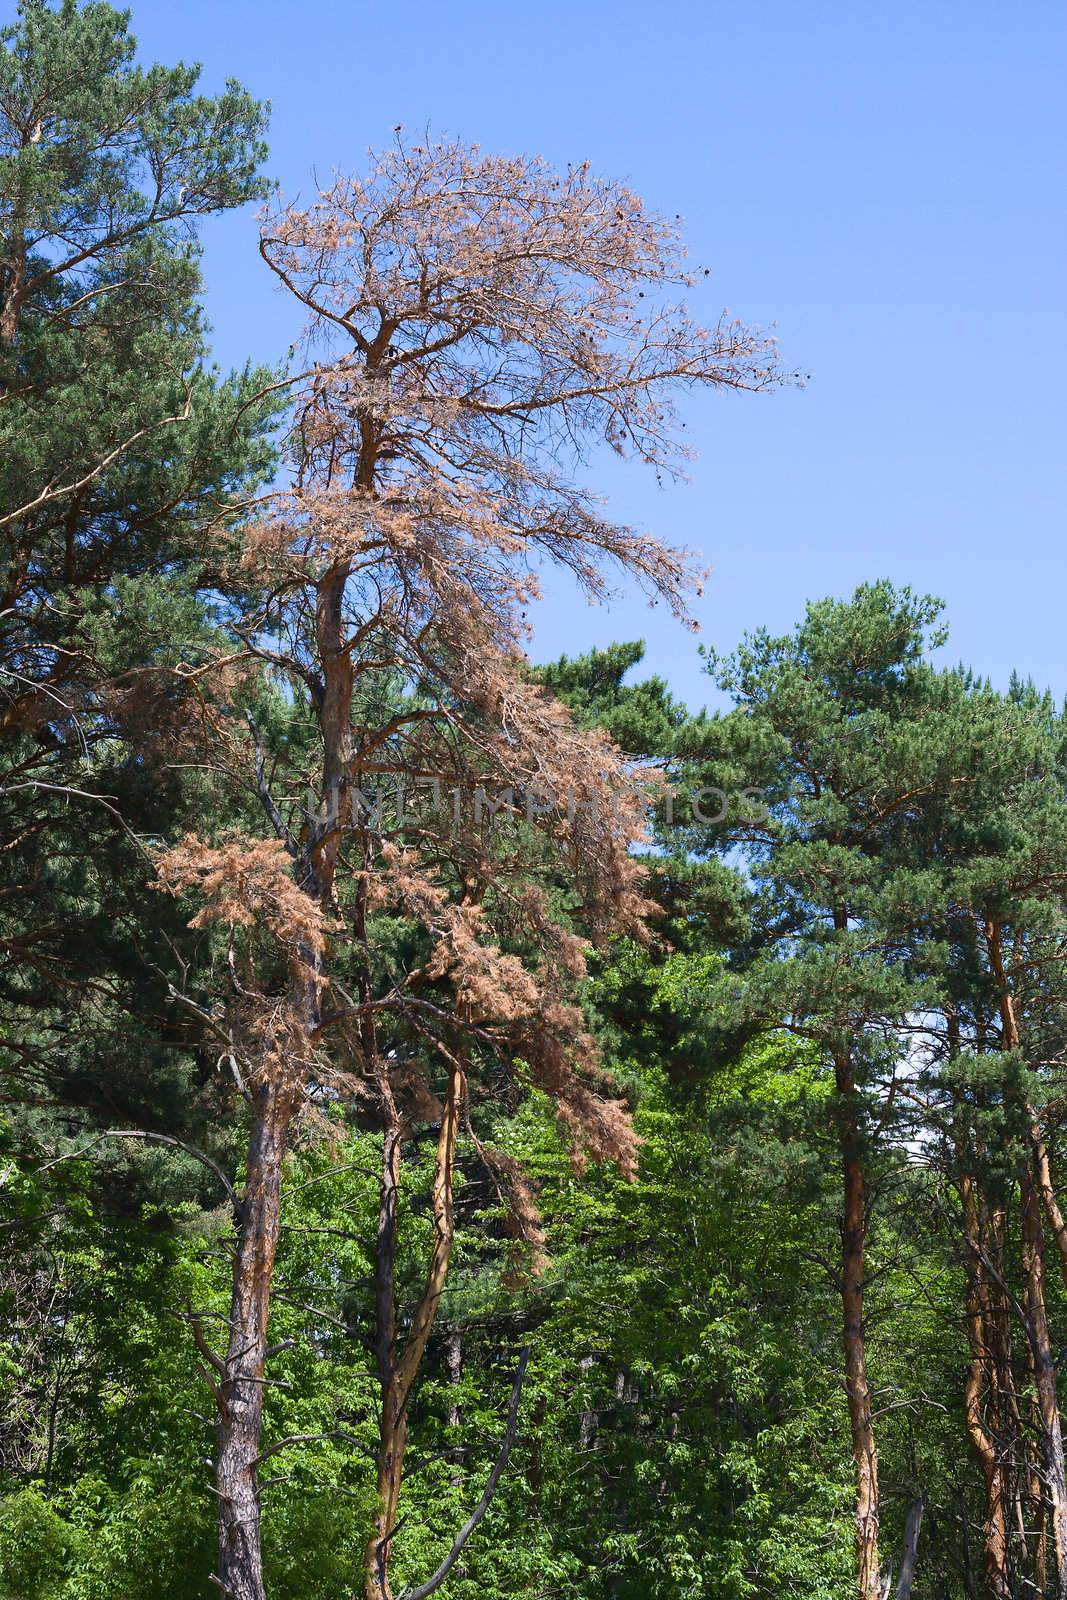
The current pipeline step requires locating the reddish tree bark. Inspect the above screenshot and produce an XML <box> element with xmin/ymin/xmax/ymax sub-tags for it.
<box><xmin>1021</xmin><ymin>1171</ymin><xmax>1067</xmax><ymax>1600</ymax></box>
<box><xmin>959</xmin><ymin>1165</ymin><xmax>1012</xmax><ymax>1600</ymax></box>
<box><xmin>987</xmin><ymin>918</ymin><xmax>1067</xmax><ymax>1600</ymax></box>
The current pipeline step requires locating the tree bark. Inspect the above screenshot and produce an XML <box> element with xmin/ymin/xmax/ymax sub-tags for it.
<box><xmin>894</xmin><ymin>1495</ymin><xmax>924</xmax><ymax>1599</ymax></box>
<box><xmin>834</xmin><ymin>1047</ymin><xmax>881</xmax><ymax>1600</ymax></box>
<box><xmin>445</xmin><ymin>1329</ymin><xmax>463</xmax><ymax>1429</ymax></box>
<box><xmin>959</xmin><ymin>1168</ymin><xmax>1012</xmax><ymax>1600</ymax></box>
<box><xmin>987</xmin><ymin>917</ymin><xmax>1067</xmax><ymax>1600</ymax></box>
<box><xmin>207</xmin><ymin>554</ymin><xmax>349</xmax><ymax>1597</ymax></box>
<box><xmin>578</xmin><ymin>1353</ymin><xmax>598</xmax><ymax>1454</ymax></box>
<box><xmin>951</xmin><ymin>998</ymin><xmax>1014</xmax><ymax>1600</ymax></box>
<box><xmin>365</xmin><ymin>1053</ymin><xmax>465</xmax><ymax>1600</ymax></box>
<box><xmin>1030</xmin><ymin>1125</ymin><xmax>1067</xmax><ymax>1293</ymax></box>
<box><xmin>1021</xmin><ymin>1169</ymin><xmax>1067</xmax><ymax>1600</ymax></box>
<box><xmin>1</xmin><ymin>208</ymin><xmax>26</xmax><ymax>344</ymax></box>
<box><xmin>214</xmin><ymin>1068</ymin><xmax>296</xmax><ymax>1600</ymax></box>
<box><xmin>1034</xmin><ymin>1489</ymin><xmax>1049</xmax><ymax>1598</ymax></box>
<box><xmin>446</xmin><ymin>1328</ymin><xmax>464</xmax><ymax>1486</ymax></box>
<box><xmin>366</xmin><ymin>1068</ymin><xmax>403</xmax><ymax>1600</ymax></box>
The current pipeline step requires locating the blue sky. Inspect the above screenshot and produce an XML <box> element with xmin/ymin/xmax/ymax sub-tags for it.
<box><xmin>132</xmin><ymin>0</ymin><xmax>1065</xmax><ymax>711</ymax></box>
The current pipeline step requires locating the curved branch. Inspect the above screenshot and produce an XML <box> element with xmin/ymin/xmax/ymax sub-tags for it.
<box><xmin>398</xmin><ymin>1348</ymin><xmax>530</xmax><ymax>1600</ymax></box>
<box><xmin>0</xmin><ymin>380</ymin><xmax>194</xmax><ymax>530</ymax></box>
<box><xmin>245</xmin><ymin>711</ymin><xmax>299</xmax><ymax>856</ymax></box>
<box><xmin>35</xmin><ymin>1128</ymin><xmax>238</xmax><ymax>1216</ymax></box>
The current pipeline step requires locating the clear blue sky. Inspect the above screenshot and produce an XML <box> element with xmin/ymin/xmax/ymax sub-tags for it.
<box><xmin>132</xmin><ymin>0</ymin><xmax>1065</xmax><ymax>711</ymax></box>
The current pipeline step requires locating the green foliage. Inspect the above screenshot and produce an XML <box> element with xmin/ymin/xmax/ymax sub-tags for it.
<box><xmin>533</xmin><ymin>641</ymin><xmax>697</xmax><ymax>757</ymax></box>
<box><xmin>0</xmin><ymin>0</ymin><xmax>279</xmax><ymax>1147</ymax></box>
<box><xmin>0</xmin><ymin>11</ymin><xmax>1065</xmax><ymax>1600</ymax></box>
<box><xmin>0</xmin><ymin>1489</ymin><xmax>77</xmax><ymax>1600</ymax></box>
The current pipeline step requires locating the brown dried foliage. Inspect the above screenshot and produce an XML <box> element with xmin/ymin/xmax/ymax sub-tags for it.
<box><xmin>174</xmin><ymin>138</ymin><xmax>782</xmax><ymax>1160</ymax></box>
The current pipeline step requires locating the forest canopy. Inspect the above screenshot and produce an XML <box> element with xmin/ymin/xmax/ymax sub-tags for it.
<box><xmin>1</xmin><ymin>6</ymin><xmax>1064</xmax><ymax>1600</ymax></box>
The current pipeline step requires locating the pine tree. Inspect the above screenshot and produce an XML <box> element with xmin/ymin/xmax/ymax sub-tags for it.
<box><xmin>0</xmin><ymin>0</ymin><xmax>276</xmax><ymax>1115</ymax></box>
<box><xmin>689</xmin><ymin>583</ymin><xmax>954</xmax><ymax>1600</ymax></box>
<box><xmin>153</xmin><ymin>138</ymin><xmax>783</xmax><ymax>1600</ymax></box>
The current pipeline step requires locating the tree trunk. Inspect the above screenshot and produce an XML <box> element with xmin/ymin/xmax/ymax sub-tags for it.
<box><xmin>365</xmin><ymin>1054</ymin><xmax>464</xmax><ymax>1600</ymax></box>
<box><xmin>1031</xmin><ymin>1122</ymin><xmax>1067</xmax><ymax>1292</ymax></box>
<box><xmin>366</xmin><ymin>1086</ymin><xmax>403</xmax><ymax>1600</ymax></box>
<box><xmin>578</xmin><ymin>1354</ymin><xmax>598</xmax><ymax>1454</ymax></box>
<box><xmin>1031</xmin><ymin>1110</ymin><xmax>1067</xmax><ymax>1594</ymax></box>
<box><xmin>1022</xmin><ymin>1169</ymin><xmax>1067</xmax><ymax>1600</ymax></box>
<box><xmin>1</xmin><ymin>220</ymin><xmax>26</xmax><ymax>344</ymax></box>
<box><xmin>959</xmin><ymin>1169</ymin><xmax>1012</xmax><ymax>1600</ymax></box>
<box><xmin>835</xmin><ymin>1048</ymin><xmax>881</xmax><ymax>1600</ymax></box>
<box><xmin>951</xmin><ymin>1004</ymin><xmax>1014</xmax><ymax>1600</ymax></box>
<box><xmin>204</xmin><ymin>544</ymin><xmax>351</xmax><ymax>1596</ymax></box>
<box><xmin>894</xmin><ymin>1495</ymin><xmax>924</xmax><ymax>1599</ymax></box>
<box><xmin>446</xmin><ymin>1329</ymin><xmax>464</xmax><ymax>1486</ymax></box>
<box><xmin>214</xmin><ymin>1068</ymin><xmax>296</xmax><ymax>1600</ymax></box>
<box><xmin>987</xmin><ymin>918</ymin><xmax>1067</xmax><ymax>1599</ymax></box>
<box><xmin>962</xmin><ymin>1505</ymin><xmax>978</xmax><ymax>1600</ymax></box>
<box><xmin>1034</xmin><ymin>1491</ymin><xmax>1049</xmax><ymax>1598</ymax></box>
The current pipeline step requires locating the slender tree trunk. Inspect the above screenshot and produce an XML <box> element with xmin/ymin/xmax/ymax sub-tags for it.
<box><xmin>961</xmin><ymin>1502</ymin><xmax>979</xmax><ymax>1600</ymax></box>
<box><xmin>445</xmin><ymin>1329</ymin><xmax>463</xmax><ymax>1429</ymax></box>
<box><xmin>1030</xmin><ymin>1122</ymin><xmax>1067</xmax><ymax>1295</ymax></box>
<box><xmin>365</xmin><ymin>1053</ymin><xmax>465</xmax><ymax>1600</ymax></box>
<box><xmin>1022</xmin><ymin>1170</ymin><xmax>1067</xmax><ymax>1600</ymax></box>
<box><xmin>834</xmin><ymin>1046</ymin><xmax>881</xmax><ymax>1600</ymax></box>
<box><xmin>959</xmin><ymin>1168</ymin><xmax>1012</xmax><ymax>1600</ymax></box>
<box><xmin>1029</xmin><ymin>1117</ymin><xmax>1067</xmax><ymax>1593</ymax></box>
<box><xmin>43</xmin><ymin>1354</ymin><xmax>64</xmax><ymax>1496</ymax></box>
<box><xmin>214</xmin><ymin>1068</ymin><xmax>296</xmax><ymax>1600</ymax></box>
<box><xmin>987</xmin><ymin>919</ymin><xmax>1067</xmax><ymax>1599</ymax></box>
<box><xmin>1035</xmin><ymin>1492</ymin><xmax>1049</xmax><ymax>1598</ymax></box>
<box><xmin>986</xmin><ymin>1202</ymin><xmax>1028</xmax><ymax>1594</ymax></box>
<box><xmin>446</xmin><ymin>1329</ymin><xmax>464</xmax><ymax>1486</ymax></box>
<box><xmin>1</xmin><ymin>218</ymin><xmax>26</xmax><ymax>344</ymax></box>
<box><xmin>1025</xmin><ymin>1384</ymin><xmax>1051</xmax><ymax>1600</ymax></box>
<box><xmin>366</xmin><ymin>1074</ymin><xmax>403</xmax><ymax>1600</ymax></box>
<box><xmin>894</xmin><ymin>1495</ymin><xmax>924</xmax><ymax>1599</ymax></box>
<box><xmin>1018</xmin><ymin>1324</ymin><xmax>1049</xmax><ymax>1594</ymax></box>
<box><xmin>578</xmin><ymin>1354</ymin><xmax>598</xmax><ymax>1454</ymax></box>
<box><xmin>952</xmin><ymin>1005</ymin><xmax>1015</xmax><ymax>1600</ymax></box>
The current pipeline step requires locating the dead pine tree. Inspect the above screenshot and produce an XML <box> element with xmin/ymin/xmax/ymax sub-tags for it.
<box><xmin>156</xmin><ymin>136</ymin><xmax>783</xmax><ymax>1600</ymax></box>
